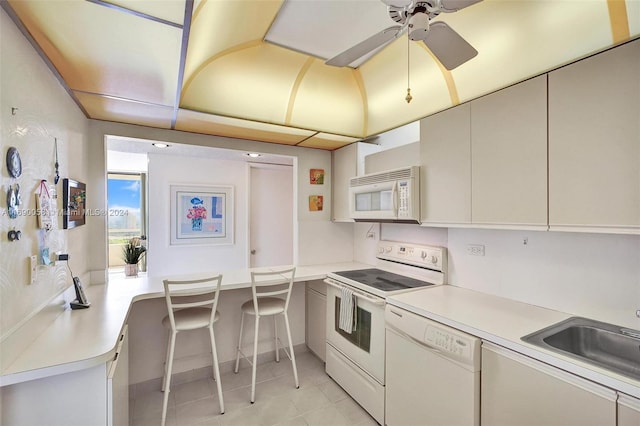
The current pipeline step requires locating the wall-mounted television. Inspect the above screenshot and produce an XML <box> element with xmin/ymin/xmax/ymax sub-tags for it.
<box><xmin>62</xmin><ymin>178</ymin><xmax>86</xmax><ymax>229</ymax></box>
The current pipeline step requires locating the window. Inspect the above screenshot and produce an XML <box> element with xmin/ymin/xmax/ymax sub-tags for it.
<box><xmin>107</xmin><ymin>173</ymin><xmax>144</xmax><ymax>267</ymax></box>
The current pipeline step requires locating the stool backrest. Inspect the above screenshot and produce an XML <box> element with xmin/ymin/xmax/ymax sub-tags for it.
<box><xmin>250</xmin><ymin>267</ymin><xmax>296</xmax><ymax>312</ymax></box>
<box><xmin>163</xmin><ymin>275</ymin><xmax>223</xmax><ymax>330</ymax></box>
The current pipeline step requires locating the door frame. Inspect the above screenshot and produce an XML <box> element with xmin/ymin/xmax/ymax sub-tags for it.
<box><xmin>246</xmin><ymin>162</ymin><xmax>297</xmax><ymax>268</ymax></box>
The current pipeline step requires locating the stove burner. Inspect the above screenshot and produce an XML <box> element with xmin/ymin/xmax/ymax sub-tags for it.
<box><xmin>333</xmin><ymin>268</ymin><xmax>434</xmax><ymax>293</ymax></box>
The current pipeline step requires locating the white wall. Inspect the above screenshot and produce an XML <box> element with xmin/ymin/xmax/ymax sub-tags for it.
<box><xmin>0</xmin><ymin>8</ymin><xmax>90</xmax><ymax>342</ymax></box>
<box><xmin>147</xmin><ymin>154</ymin><xmax>250</xmax><ymax>276</ymax></box>
<box><xmin>448</xmin><ymin>228</ymin><xmax>640</xmax><ymax>328</ymax></box>
<box><xmin>370</xmin><ymin>121</ymin><xmax>420</xmax><ymax>150</ymax></box>
<box><xmin>107</xmin><ymin>151</ymin><xmax>147</xmax><ymax>173</ymax></box>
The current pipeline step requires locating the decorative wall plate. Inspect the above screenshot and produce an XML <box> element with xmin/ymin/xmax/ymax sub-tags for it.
<box><xmin>6</xmin><ymin>147</ymin><xmax>22</xmax><ymax>178</ymax></box>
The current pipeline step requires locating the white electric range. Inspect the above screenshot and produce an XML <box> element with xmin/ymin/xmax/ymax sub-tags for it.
<box><xmin>323</xmin><ymin>241</ymin><xmax>447</xmax><ymax>425</ymax></box>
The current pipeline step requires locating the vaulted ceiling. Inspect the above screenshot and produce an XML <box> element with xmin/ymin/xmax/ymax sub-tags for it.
<box><xmin>3</xmin><ymin>0</ymin><xmax>639</xmax><ymax>150</ymax></box>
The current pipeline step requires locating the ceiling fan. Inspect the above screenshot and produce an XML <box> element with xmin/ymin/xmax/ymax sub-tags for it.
<box><xmin>325</xmin><ymin>0</ymin><xmax>482</xmax><ymax>71</ymax></box>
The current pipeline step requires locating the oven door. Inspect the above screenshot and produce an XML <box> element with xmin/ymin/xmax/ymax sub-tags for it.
<box><xmin>325</xmin><ymin>280</ymin><xmax>386</xmax><ymax>384</ymax></box>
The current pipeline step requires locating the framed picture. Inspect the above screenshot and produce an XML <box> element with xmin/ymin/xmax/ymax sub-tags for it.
<box><xmin>170</xmin><ymin>184</ymin><xmax>234</xmax><ymax>245</ymax></box>
<box><xmin>309</xmin><ymin>195</ymin><xmax>323</xmax><ymax>211</ymax></box>
<box><xmin>62</xmin><ymin>178</ymin><xmax>86</xmax><ymax>229</ymax></box>
<box><xmin>310</xmin><ymin>169</ymin><xmax>324</xmax><ymax>185</ymax></box>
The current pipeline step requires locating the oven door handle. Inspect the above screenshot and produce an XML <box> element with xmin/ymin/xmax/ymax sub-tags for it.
<box><xmin>324</xmin><ymin>278</ymin><xmax>386</xmax><ymax>306</ymax></box>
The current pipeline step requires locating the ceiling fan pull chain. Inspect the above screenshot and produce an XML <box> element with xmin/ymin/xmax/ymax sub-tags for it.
<box><xmin>406</xmin><ymin>35</ymin><xmax>413</xmax><ymax>103</ymax></box>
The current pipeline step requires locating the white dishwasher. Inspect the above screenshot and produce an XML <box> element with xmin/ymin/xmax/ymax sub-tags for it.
<box><xmin>385</xmin><ymin>305</ymin><xmax>481</xmax><ymax>426</ymax></box>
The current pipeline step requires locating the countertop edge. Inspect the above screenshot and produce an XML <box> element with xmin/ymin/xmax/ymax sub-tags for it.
<box><xmin>0</xmin><ymin>262</ymin><xmax>370</xmax><ymax>387</ymax></box>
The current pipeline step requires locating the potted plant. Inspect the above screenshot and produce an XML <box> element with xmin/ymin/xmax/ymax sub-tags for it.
<box><xmin>122</xmin><ymin>237</ymin><xmax>146</xmax><ymax>277</ymax></box>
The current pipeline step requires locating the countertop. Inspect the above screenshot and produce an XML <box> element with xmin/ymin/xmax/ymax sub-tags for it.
<box><xmin>0</xmin><ymin>262</ymin><xmax>370</xmax><ymax>387</ymax></box>
<box><xmin>387</xmin><ymin>285</ymin><xmax>640</xmax><ymax>399</ymax></box>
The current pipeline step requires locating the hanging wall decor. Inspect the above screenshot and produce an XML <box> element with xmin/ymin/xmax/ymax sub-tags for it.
<box><xmin>309</xmin><ymin>169</ymin><xmax>324</xmax><ymax>185</ymax></box>
<box><xmin>309</xmin><ymin>195</ymin><xmax>323</xmax><ymax>211</ymax></box>
<box><xmin>6</xmin><ymin>147</ymin><xmax>22</xmax><ymax>178</ymax></box>
<box><xmin>36</xmin><ymin>180</ymin><xmax>55</xmax><ymax>230</ymax></box>
<box><xmin>54</xmin><ymin>138</ymin><xmax>60</xmax><ymax>184</ymax></box>
<box><xmin>7</xmin><ymin>184</ymin><xmax>21</xmax><ymax>219</ymax></box>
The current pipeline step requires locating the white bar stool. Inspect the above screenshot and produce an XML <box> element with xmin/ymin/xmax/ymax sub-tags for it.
<box><xmin>161</xmin><ymin>275</ymin><xmax>225</xmax><ymax>426</ymax></box>
<box><xmin>234</xmin><ymin>267</ymin><xmax>299</xmax><ymax>403</ymax></box>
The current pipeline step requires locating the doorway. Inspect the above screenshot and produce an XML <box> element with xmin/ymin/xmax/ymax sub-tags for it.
<box><xmin>249</xmin><ymin>164</ymin><xmax>294</xmax><ymax>267</ymax></box>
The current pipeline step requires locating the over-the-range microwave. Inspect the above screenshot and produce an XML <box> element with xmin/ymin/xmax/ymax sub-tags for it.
<box><xmin>349</xmin><ymin>166</ymin><xmax>420</xmax><ymax>223</ymax></box>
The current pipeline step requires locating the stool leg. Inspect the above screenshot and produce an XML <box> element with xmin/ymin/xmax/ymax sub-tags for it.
<box><xmin>251</xmin><ymin>315</ymin><xmax>260</xmax><ymax>403</ymax></box>
<box><xmin>161</xmin><ymin>329</ymin><xmax>172</xmax><ymax>392</ymax></box>
<box><xmin>283</xmin><ymin>312</ymin><xmax>299</xmax><ymax>389</ymax></box>
<box><xmin>209</xmin><ymin>326</ymin><xmax>225</xmax><ymax>414</ymax></box>
<box><xmin>234</xmin><ymin>312</ymin><xmax>245</xmax><ymax>374</ymax></box>
<box><xmin>162</xmin><ymin>330</ymin><xmax>177</xmax><ymax>426</ymax></box>
<box><xmin>274</xmin><ymin>315</ymin><xmax>280</xmax><ymax>363</ymax></box>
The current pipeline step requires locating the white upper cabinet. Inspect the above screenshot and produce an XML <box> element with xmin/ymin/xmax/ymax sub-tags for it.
<box><xmin>470</xmin><ymin>75</ymin><xmax>548</xmax><ymax>229</ymax></box>
<box><xmin>548</xmin><ymin>39</ymin><xmax>640</xmax><ymax>234</ymax></box>
<box><xmin>420</xmin><ymin>75</ymin><xmax>547</xmax><ymax>229</ymax></box>
<box><xmin>332</xmin><ymin>142</ymin><xmax>381</xmax><ymax>222</ymax></box>
<box><xmin>420</xmin><ymin>104</ymin><xmax>471</xmax><ymax>225</ymax></box>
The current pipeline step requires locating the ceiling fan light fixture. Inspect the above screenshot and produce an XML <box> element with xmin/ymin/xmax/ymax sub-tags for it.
<box><xmin>407</xmin><ymin>12</ymin><xmax>430</xmax><ymax>41</ymax></box>
<box><xmin>381</xmin><ymin>0</ymin><xmax>413</xmax><ymax>7</ymax></box>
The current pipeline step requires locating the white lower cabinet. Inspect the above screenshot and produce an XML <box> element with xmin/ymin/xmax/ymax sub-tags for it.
<box><xmin>481</xmin><ymin>342</ymin><xmax>616</xmax><ymax>426</ymax></box>
<box><xmin>305</xmin><ymin>280</ymin><xmax>326</xmax><ymax>362</ymax></box>
<box><xmin>618</xmin><ymin>393</ymin><xmax>640</xmax><ymax>426</ymax></box>
<box><xmin>1</xmin><ymin>325</ymin><xmax>129</xmax><ymax>426</ymax></box>
<box><xmin>108</xmin><ymin>325</ymin><xmax>129</xmax><ymax>426</ymax></box>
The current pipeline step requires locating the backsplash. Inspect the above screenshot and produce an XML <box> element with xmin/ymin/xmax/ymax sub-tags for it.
<box><xmin>355</xmin><ymin>222</ymin><xmax>640</xmax><ymax>328</ymax></box>
<box><xmin>1</xmin><ymin>9</ymin><xmax>89</xmax><ymax>341</ymax></box>
<box><xmin>448</xmin><ymin>228</ymin><xmax>640</xmax><ymax>329</ymax></box>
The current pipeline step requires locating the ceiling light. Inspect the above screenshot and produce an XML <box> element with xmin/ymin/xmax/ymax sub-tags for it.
<box><xmin>152</xmin><ymin>143</ymin><xmax>169</xmax><ymax>148</ymax></box>
<box><xmin>246</xmin><ymin>153</ymin><xmax>262</xmax><ymax>158</ymax></box>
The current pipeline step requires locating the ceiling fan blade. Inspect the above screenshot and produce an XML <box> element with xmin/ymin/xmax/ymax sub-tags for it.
<box><xmin>423</xmin><ymin>21</ymin><xmax>478</xmax><ymax>70</ymax></box>
<box><xmin>326</xmin><ymin>26</ymin><xmax>403</xmax><ymax>67</ymax></box>
<box><xmin>439</xmin><ymin>0</ymin><xmax>483</xmax><ymax>13</ymax></box>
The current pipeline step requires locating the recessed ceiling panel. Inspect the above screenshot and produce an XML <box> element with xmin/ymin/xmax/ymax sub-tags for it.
<box><xmin>104</xmin><ymin>0</ymin><xmax>186</xmax><ymax>25</ymax></box>
<box><xmin>176</xmin><ymin>109</ymin><xmax>314</xmax><ymax>145</ymax></box>
<box><xmin>360</xmin><ymin>36</ymin><xmax>452</xmax><ymax>135</ymax></box>
<box><xmin>298</xmin><ymin>133</ymin><xmax>359</xmax><ymax>150</ymax></box>
<box><xmin>9</xmin><ymin>0</ymin><xmax>182</xmax><ymax>106</ymax></box>
<box><xmin>288</xmin><ymin>60</ymin><xmax>366</xmax><ymax>137</ymax></box>
<box><xmin>184</xmin><ymin>0</ymin><xmax>283</xmax><ymax>83</ymax></box>
<box><xmin>628</xmin><ymin>0</ymin><xmax>640</xmax><ymax>35</ymax></box>
<box><xmin>447</xmin><ymin>0</ymin><xmax>615</xmax><ymax>102</ymax></box>
<box><xmin>182</xmin><ymin>43</ymin><xmax>310</xmax><ymax>125</ymax></box>
<box><xmin>265</xmin><ymin>0</ymin><xmax>391</xmax><ymax>61</ymax></box>
<box><xmin>75</xmin><ymin>92</ymin><xmax>174</xmax><ymax>128</ymax></box>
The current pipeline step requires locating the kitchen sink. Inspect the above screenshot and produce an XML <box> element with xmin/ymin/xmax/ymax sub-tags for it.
<box><xmin>521</xmin><ymin>317</ymin><xmax>640</xmax><ymax>380</ymax></box>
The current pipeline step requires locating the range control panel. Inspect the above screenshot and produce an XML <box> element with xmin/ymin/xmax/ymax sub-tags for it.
<box><xmin>376</xmin><ymin>241</ymin><xmax>446</xmax><ymax>273</ymax></box>
<box><xmin>424</xmin><ymin>325</ymin><xmax>474</xmax><ymax>362</ymax></box>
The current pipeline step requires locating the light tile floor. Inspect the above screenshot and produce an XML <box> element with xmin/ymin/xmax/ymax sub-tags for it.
<box><xmin>130</xmin><ymin>352</ymin><xmax>379</xmax><ymax>426</ymax></box>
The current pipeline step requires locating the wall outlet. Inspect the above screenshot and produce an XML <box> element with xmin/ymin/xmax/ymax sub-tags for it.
<box><xmin>467</xmin><ymin>244</ymin><xmax>485</xmax><ymax>256</ymax></box>
<box><xmin>30</xmin><ymin>255</ymin><xmax>37</xmax><ymax>285</ymax></box>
